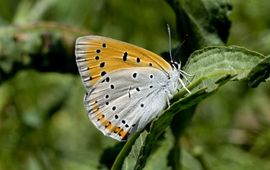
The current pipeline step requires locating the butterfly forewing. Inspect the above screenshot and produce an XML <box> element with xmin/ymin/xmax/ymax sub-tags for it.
<box><xmin>75</xmin><ymin>36</ymin><xmax>172</xmax><ymax>90</ymax></box>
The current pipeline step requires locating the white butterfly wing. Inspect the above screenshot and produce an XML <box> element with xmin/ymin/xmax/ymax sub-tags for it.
<box><xmin>84</xmin><ymin>67</ymin><xmax>171</xmax><ymax>141</ymax></box>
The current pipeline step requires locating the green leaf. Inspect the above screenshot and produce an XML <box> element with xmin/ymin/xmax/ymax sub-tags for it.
<box><xmin>111</xmin><ymin>132</ymin><xmax>142</xmax><ymax>170</ymax></box>
<box><xmin>247</xmin><ymin>55</ymin><xmax>270</xmax><ymax>87</ymax></box>
<box><xmin>120</xmin><ymin>131</ymin><xmax>148</xmax><ymax>170</ymax></box>
<box><xmin>182</xmin><ymin>46</ymin><xmax>265</xmax><ymax>92</ymax></box>
<box><xmin>180</xmin><ymin>0</ymin><xmax>232</xmax><ymax>43</ymax></box>
<box><xmin>144</xmin><ymin>130</ymin><xmax>174</xmax><ymax>170</ymax></box>
<box><xmin>168</xmin><ymin>107</ymin><xmax>197</xmax><ymax>170</ymax></box>
<box><xmin>112</xmin><ymin>46</ymin><xmax>266</xmax><ymax>170</ymax></box>
<box><xmin>121</xmin><ymin>129</ymin><xmax>174</xmax><ymax>170</ymax></box>
<box><xmin>166</xmin><ymin>0</ymin><xmax>232</xmax><ymax>63</ymax></box>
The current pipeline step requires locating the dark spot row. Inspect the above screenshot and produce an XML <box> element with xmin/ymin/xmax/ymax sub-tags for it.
<box><xmin>94</xmin><ymin>42</ymin><xmax>106</xmax><ymax>60</ymax></box>
<box><xmin>122</xmin><ymin>51</ymin><xmax>153</xmax><ymax>66</ymax></box>
<box><xmin>131</xmin><ymin>72</ymin><xmax>154</xmax><ymax>80</ymax></box>
<box><xmin>95</xmin><ymin>43</ymin><xmax>106</xmax><ymax>54</ymax></box>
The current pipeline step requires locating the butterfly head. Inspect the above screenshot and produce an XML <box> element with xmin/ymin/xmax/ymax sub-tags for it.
<box><xmin>170</xmin><ymin>60</ymin><xmax>181</xmax><ymax>70</ymax></box>
<box><xmin>169</xmin><ymin>59</ymin><xmax>192</xmax><ymax>94</ymax></box>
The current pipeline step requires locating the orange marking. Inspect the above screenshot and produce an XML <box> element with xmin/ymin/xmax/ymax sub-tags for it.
<box><xmin>99</xmin><ymin>117</ymin><xmax>116</xmax><ymax>132</ymax></box>
<box><xmin>119</xmin><ymin>129</ymin><xmax>128</xmax><ymax>138</ymax></box>
<box><xmin>114</xmin><ymin>127</ymin><xmax>121</xmax><ymax>133</ymax></box>
<box><xmin>105</xmin><ymin>123</ymin><xmax>115</xmax><ymax>131</ymax></box>
<box><xmin>104</xmin><ymin>121</ymin><xmax>110</xmax><ymax>127</ymax></box>
<box><xmin>107</xmin><ymin>124</ymin><xmax>115</xmax><ymax>132</ymax></box>
<box><xmin>97</xmin><ymin>114</ymin><xmax>104</xmax><ymax>121</ymax></box>
<box><xmin>90</xmin><ymin>100</ymin><xmax>129</xmax><ymax>138</ymax></box>
<box><xmin>101</xmin><ymin>119</ymin><xmax>108</xmax><ymax>124</ymax></box>
<box><xmin>91</xmin><ymin>103</ymin><xmax>100</xmax><ymax>115</ymax></box>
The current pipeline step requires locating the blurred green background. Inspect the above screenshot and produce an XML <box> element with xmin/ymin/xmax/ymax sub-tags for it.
<box><xmin>0</xmin><ymin>0</ymin><xmax>270</xmax><ymax>170</ymax></box>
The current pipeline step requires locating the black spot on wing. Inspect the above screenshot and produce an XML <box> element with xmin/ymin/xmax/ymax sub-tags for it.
<box><xmin>101</xmin><ymin>71</ymin><xmax>106</xmax><ymax>76</ymax></box>
<box><xmin>132</xmin><ymin>72</ymin><xmax>137</xmax><ymax>78</ymax></box>
<box><xmin>100</xmin><ymin>62</ymin><xmax>105</xmax><ymax>68</ymax></box>
<box><xmin>123</xmin><ymin>52</ymin><xmax>128</xmax><ymax>61</ymax></box>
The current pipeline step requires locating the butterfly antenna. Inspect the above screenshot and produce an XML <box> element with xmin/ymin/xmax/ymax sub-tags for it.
<box><xmin>167</xmin><ymin>24</ymin><xmax>173</xmax><ymax>64</ymax></box>
<box><xmin>176</xmin><ymin>40</ymin><xmax>186</xmax><ymax>66</ymax></box>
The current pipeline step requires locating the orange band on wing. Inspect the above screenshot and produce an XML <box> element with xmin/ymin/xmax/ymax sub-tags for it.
<box><xmin>93</xmin><ymin>106</ymin><xmax>129</xmax><ymax>140</ymax></box>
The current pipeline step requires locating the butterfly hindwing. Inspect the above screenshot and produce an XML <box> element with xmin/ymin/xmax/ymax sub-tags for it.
<box><xmin>84</xmin><ymin>67</ymin><xmax>170</xmax><ymax>141</ymax></box>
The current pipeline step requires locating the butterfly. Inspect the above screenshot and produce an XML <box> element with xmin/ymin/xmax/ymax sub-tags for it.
<box><xmin>75</xmin><ymin>35</ymin><xmax>190</xmax><ymax>141</ymax></box>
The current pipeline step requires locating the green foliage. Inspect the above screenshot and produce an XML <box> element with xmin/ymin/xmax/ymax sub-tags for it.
<box><xmin>111</xmin><ymin>46</ymin><xmax>268</xmax><ymax>170</ymax></box>
<box><xmin>0</xmin><ymin>0</ymin><xmax>270</xmax><ymax>170</ymax></box>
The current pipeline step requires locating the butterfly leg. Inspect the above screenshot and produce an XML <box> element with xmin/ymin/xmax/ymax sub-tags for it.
<box><xmin>179</xmin><ymin>65</ymin><xmax>194</xmax><ymax>82</ymax></box>
<box><xmin>166</xmin><ymin>96</ymin><xmax>171</xmax><ymax>108</ymax></box>
<box><xmin>179</xmin><ymin>70</ymin><xmax>192</xmax><ymax>84</ymax></box>
<box><xmin>164</xmin><ymin>89</ymin><xmax>171</xmax><ymax>108</ymax></box>
<box><xmin>178</xmin><ymin>78</ymin><xmax>191</xmax><ymax>94</ymax></box>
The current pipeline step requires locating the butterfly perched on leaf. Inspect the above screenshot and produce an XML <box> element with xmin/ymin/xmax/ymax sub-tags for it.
<box><xmin>75</xmin><ymin>35</ymin><xmax>190</xmax><ymax>141</ymax></box>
